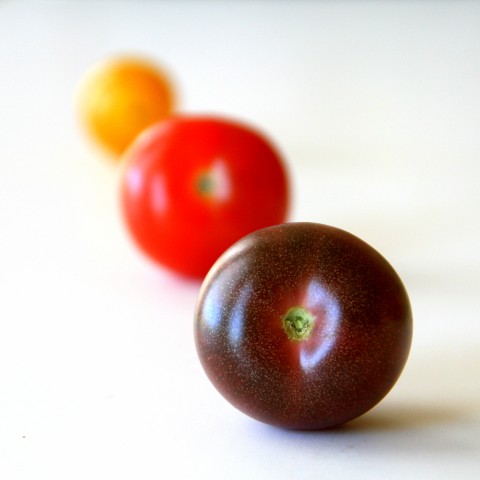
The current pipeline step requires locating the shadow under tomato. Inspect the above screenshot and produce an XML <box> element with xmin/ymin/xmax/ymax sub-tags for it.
<box><xmin>249</xmin><ymin>400</ymin><xmax>473</xmax><ymax>436</ymax></box>
<box><xmin>338</xmin><ymin>402</ymin><xmax>472</xmax><ymax>432</ymax></box>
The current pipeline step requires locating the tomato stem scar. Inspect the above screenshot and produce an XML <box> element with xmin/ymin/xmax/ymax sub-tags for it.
<box><xmin>197</xmin><ymin>173</ymin><xmax>214</xmax><ymax>196</ymax></box>
<box><xmin>281</xmin><ymin>307</ymin><xmax>314</xmax><ymax>341</ymax></box>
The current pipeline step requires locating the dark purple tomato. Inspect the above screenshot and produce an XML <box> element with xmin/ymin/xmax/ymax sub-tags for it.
<box><xmin>194</xmin><ymin>222</ymin><xmax>413</xmax><ymax>430</ymax></box>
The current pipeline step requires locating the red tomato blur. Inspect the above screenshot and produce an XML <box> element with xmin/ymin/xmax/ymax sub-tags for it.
<box><xmin>120</xmin><ymin>116</ymin><xmax>289</xmax><ymax>278</ymax></box>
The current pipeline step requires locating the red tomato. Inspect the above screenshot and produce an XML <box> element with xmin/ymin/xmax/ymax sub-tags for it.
<box><xmin>194</xmin><ymin>222</ymin><xmax>413</xmax><ymax>429</ymax></box>
<box><xmin>120</xmin><ymin>116</ymin><xmax>289</xmax><ymax>278</ymax></box>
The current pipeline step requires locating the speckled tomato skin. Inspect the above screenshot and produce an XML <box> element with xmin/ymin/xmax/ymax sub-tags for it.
<box><xmin>194</xmin><ymin>222</ymin><xmax>413</xmax><ymax>430</ymax></box>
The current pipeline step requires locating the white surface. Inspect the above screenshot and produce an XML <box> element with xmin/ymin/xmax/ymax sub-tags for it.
<box><xmin>1</xmin><ymin>1</ymin><xmax>479</xmax><ymax>478</ymax></box>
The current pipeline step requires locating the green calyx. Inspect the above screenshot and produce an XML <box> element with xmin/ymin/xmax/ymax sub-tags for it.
<box><xmin>281</xmin><ymin>307</ymin><xmax>314</xmax><ymax>341</ymax></box>
<box><xmin>197</xmin><ymin>174</ymin><xmax>215</xmax><ymax>196</ymax></box>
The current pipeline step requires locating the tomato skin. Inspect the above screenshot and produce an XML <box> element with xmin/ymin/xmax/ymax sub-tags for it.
<box><xmin>77</xmin><ymin>56</ymin><xmax>174</xmax><ymax>157</ymax></box>
<box><xmin>120</xmin><ymin>116</ymin><xmax>289</xmax><ymax>278</ymax></box>
<box><xmin>194</xmin><ymin>222</ymin><xmax>413</xmax><ymax>430</ymax></box>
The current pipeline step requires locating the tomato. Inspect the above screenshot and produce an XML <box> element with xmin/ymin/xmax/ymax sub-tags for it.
<box><xmin>76</xmin><ymin>56</ymin><xmax>174</xmax><ymax>157</ymax></box>
<box><xmin>120</xmin><ymin>116</ymin><xmax>290</xmax><ymax>278</ymax></box>
<box><xmin>194</xmin><ymin>222</ymin><xmax>413</xmax><ymax>430</ymax></box>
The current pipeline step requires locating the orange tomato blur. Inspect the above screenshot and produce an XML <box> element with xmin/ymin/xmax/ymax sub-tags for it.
<box><xmin>77</xmin><ymin>56</ymin><xmax>175</xmax><ymax>157</ymax></box>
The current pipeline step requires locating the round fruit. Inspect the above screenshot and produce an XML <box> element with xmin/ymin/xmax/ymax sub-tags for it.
<box><xmin>120</xmin><ymin>115</ymin><xmax>289</xmax><ymax>279</ymax></box>
<box><xmin>194</xmin><ymin>222</ymin><xmax>413</xmax><ymax>429</ymax></box>
<box><xmin>77</xmin><ymin>55</ymin><xmax>174</xmax><ymax>156</ymax></box>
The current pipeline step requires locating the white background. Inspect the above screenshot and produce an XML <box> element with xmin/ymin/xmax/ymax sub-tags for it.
<box><xmin>1</xmin><ymin>1</ymin><xmax>479</xmax><ymax>478</ymax></box>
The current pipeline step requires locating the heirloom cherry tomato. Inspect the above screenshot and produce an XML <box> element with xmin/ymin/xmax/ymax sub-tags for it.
<box><xmin>77</xmin><ymin>56</ymin><xmax>174</xmax><ymax>156</ymax></box>
<box><xmin>194</xmin><ymin>222</ymin><xmax>413</xmax><ymax>430</ymax></box>
<box><xmin>120</xmin><ymin>116</ymin><xmax>289</xmax><ymax>278</ymax></box>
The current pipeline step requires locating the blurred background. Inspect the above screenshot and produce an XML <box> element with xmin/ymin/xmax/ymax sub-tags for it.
<box><xmin>0</xmin><ymin>1</ymin><xmax>479</xmax><ymax>479</ymax></box>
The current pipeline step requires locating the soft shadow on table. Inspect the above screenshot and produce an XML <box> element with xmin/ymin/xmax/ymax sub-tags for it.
<box><xmin>339</xmin><ymin>401</ymin><xmax>472</xmax><ymax>433</ymax></box>
<box><xmin>249</xmin><ymin>400</ymin><xmax>475</xmax><ymax>440</ymax></box>
<box><xmin>246</xmin><ymin>399</ymin><xmax>479</xmax><ymax>458</ymax></box>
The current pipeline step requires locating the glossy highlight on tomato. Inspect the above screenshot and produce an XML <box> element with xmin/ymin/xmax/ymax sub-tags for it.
<box><xmin>120</xmin><ymin>116</ymin><xmax>289</xmax><ymax>278</ymax></box>
<box><xmin>194</xmin><ymin>222</ymin><xmax>413</xmax><ymax>430</ymax></box>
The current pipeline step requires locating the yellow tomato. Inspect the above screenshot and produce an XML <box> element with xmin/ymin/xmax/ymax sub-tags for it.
<box><xmin>77</xmin><ymin>56</ymin><xmax>175</xmax><ymax>157</ymax></box>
